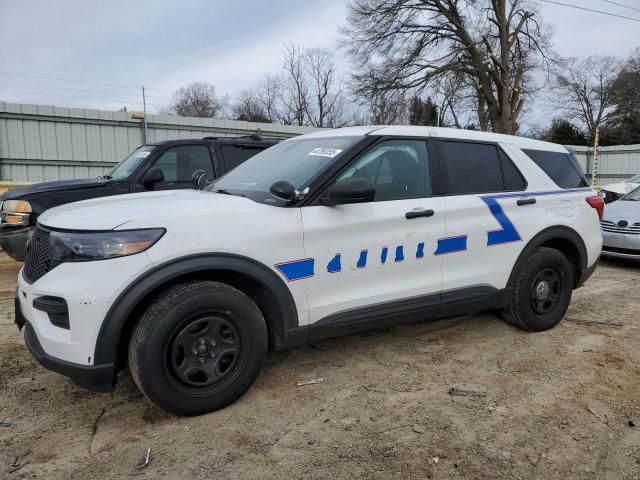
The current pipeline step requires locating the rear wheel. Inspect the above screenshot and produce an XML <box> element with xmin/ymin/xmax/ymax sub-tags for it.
<box><xmin>128</xmin><ymin>281</ymin><xmax>267</xmax><ymax>416</ymax></box>
<box><xmin>502</xmin><ymin>247</ymin><xmax>573</xmax><ymax>332</ymax></box>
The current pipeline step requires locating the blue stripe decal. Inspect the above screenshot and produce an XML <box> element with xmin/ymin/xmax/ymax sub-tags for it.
<box><xmin>395</xmin><ymin>246</ymin><xmax>404</xmax><ymax>262</ymax></box>
<box><xmin>416</xmin><ymin>242</ymin><xmax>425</xmax><ymax>259</ymax></box>
<box><xmin>327</xmin><ymin>254</ymin><xmax>342</xmax><ymax>273</ymax></box>
<box><xmin>275</xmin><ymin>258</ymin><xmax>315</xmax><ymax>281</ymax></box>
<box><xmin>481</xmin><ymin>197</ymin><xmax>522</xmax><ymax>246</ymax></box>
<box><xmin>357</xmin><ymin>250</ymin><xmax>368</xmax><ymax>268</ymax></box>
<box><xmin>381</xmin><ymin>247</ymin><xmax>388</xmax><ymax>264</ymax></box>
<box><xmin>435</xmin><ymin>235</ymin><xmax>467</xmax><ymax>255</ymax></box>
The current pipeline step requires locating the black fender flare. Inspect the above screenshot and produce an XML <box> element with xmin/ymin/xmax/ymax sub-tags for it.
<box><xmin>506</xmin><ymin>225</ymin><xmax>588</xmax><ymax>289</ymax></box>
<box><xmin>93</xmin><ymin>253</ymin><xmax>300</xmax><ymax>366</ymax></box>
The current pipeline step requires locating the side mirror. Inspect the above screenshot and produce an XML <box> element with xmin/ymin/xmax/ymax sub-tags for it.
<box><xmin>142</xmin><ymin>167</ymin><xmax>164</xmax><ymax>188</ymax></box>
<box><xmin>319</xmin><ymin>178</ymin><xmax>375</xmax><ymax>206</ymax></box>
<box><xmin>270</xmin><ymin>180</ymin><xmax>297</xmax><ymax>203</ymax></box>
<box><xmin>191</xmin><ymin>169</ymin><xmax>209</xmax><ymax>190</ymax></box>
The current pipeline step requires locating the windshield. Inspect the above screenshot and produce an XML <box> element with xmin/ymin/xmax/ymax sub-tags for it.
<box><xmin>209</xmin><ymin>136</ymin><xmax>362</xmax><ymax>202</ymax></box>
<box><xmin>621</xmin><ymin>186</ymin><xmax>640</xmax><ymax>201</ymax></box>
<box><xmin>627</xmin><ymin>174</ymin><xmax>640</xmax><ymax>184</ymax></box>
<box><xmin>109</xmin><ymin>145</ymin><xmax>155</xmax><ymax>180</ymax></box>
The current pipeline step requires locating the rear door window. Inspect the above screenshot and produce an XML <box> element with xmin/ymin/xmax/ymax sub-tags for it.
<box><xmin>522</xmin><ymin>149</ymin><xmax>589</xmax><ymax>188</ymax></box>
<box><xmin>220</xmin><ymin>145</ymin><xmax>266</xmax><ymax>171</ymax></box>
<box><xmin>438</xmin><ymin>141</ymin><xmax>525</xmax><ymax>195</ymax></box>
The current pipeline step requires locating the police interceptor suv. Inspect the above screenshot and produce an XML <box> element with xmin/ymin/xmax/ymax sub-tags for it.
<box><xmin>15</xmin><ymin>126</ymin><xmax>603</xmax><ymax>415</ymax></box>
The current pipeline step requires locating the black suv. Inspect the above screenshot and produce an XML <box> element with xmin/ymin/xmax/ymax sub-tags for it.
<box><xmin>0</xmin><ymin>136</ymin><xmax>277</xmax><ymax>261</ymax></box>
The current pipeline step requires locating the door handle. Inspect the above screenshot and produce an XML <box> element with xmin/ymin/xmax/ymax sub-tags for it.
<box><xmin>405</xmin><ymin>209</ymin><xmax>435</xmax><ymax>219</ymax></box>
<box><xmin>517</xmin><ymin>198</ymin><xmax>536</xmax><ymax>206</ymax></box>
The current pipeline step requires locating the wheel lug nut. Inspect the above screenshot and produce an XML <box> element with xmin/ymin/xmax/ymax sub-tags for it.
<box><xmin>210</xmin><ymin>352</ymin><xmax>216</xmax><ymax>358</ymax></box>
<box><xmin>210</xmin><ymin>340</ymin><xmax>216</xmax><ymax>346</ymax></box>
<box><xmin>198</xmin><ymin>357</ymin><xmax>205</xmax><ymax>364</ymax></box>
<box><xmin>200</xmin><ymin>339</ymin><xmax>206</xmax><ymax>345</ymax></box>
<box><xmin>192</xmin><ymin>349</ymin><xmax>198</xmax><ymax>355</ymax></box>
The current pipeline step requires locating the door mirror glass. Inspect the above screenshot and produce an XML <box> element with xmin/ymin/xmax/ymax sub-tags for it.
<box><xmin>142</xmin><ymin>167</ymin><xmax>164</xmax><ymax>187</ymax></box>
<box><xmin>320</xmin><ymin>178</ymin><xmax>375</xmax><ymax>206</ymax></box>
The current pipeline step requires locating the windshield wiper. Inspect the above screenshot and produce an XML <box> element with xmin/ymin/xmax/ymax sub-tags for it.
<box><xmin>212</xmin><ymin>188</ymin><xmax>245</xmax><ymax>197</ymax></box>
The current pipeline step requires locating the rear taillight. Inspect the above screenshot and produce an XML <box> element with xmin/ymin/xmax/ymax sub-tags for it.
<box><xmin>586</xmin><ymin>196</ymin><xmax>605</xmax><ymax>221</ymax></box>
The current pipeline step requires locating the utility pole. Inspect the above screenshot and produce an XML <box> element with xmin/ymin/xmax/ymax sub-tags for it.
<box><xmin>141</xmin><ymin>86</ymin><xmax>148</xmax><ymax>144</ymax></box>
<box><xmin>591</xmin><ymin>126</ymin><xmax>600</xmax><ymax>186</ymax></box>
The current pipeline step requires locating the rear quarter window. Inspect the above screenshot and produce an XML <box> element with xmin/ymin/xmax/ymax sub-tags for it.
<box><xmin>522</xmin><ymin>149</ymin><xmax>589</xmax><ymax>189</ymax></box>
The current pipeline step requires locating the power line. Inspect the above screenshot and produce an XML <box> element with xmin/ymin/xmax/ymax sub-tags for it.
<box><xmin>0</xmin><ymin>72</ymin><xmax>174</xmax><ymax>93</ymax></box>
<box><xmin>598</xmin><ymin>0</ymin><xmax>640</xmax><ymax>14</ymax></box>
<box><xmin>0</xmin><ymin>81</ymin><xmax>172</xmax><ymax>101</ymax></box>
<box><xmin>0</xmin><ymin>88</ymin><xmax>168</xmax><ymax>108</ymax></box>
<box><xmin>538</xmin><ymin>0</ymin><xmax>640</xmax><ymax>21</ymax></box>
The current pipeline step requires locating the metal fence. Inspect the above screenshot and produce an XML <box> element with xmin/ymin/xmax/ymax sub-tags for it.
<box><xmin>1</xmin><ymin>102</ymin><xmax>638</xmax><ymax>187</ymax></box>
<box><xmin>0</xmin><ymin>102</ymin><xmax>318</xmax><ymax>182</ymax></box>
<box><xmin>570</xmin><ymin>144</ymin><xmax>640</xmax><ymax>186</ymax></box>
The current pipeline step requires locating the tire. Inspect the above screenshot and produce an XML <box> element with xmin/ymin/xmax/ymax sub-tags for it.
<box><xmin>502</xmin><ymin>247</ymin><xmax>573</xmax><ymax>332</ymax></box>
<box><xmin>128</xmin><ymin>281</ymin><xmax>267</xmax><ymax>416</ymax></box>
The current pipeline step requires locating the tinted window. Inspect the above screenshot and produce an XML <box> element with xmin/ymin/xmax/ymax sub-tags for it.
<box><xmin>499</xmin><ymin>150</ymin><xmax>527</xmax><ymax>190</ymax></box>
<box><xmin>336</xmin><ymin>139</ymin><xmax>430</xmax><ymax>201</ymax></box>
<box><xmin>150</xmin><ymin>145</ymin><xmax>213</xmax><ymax>182</ymax></box>
<box><xmin>439</xmin><ymin>141</ymin><xmax>504</xmax><ymax>194</ymax></box>
<box><xmin>522</xmin><ymin>149</ymin><xmax>589</xmax><ymax>189</ymax></box>
<box><xmin>221</xmin><ymin>145</ymin><xmax>264</xmax><ymax>171</ymax></box>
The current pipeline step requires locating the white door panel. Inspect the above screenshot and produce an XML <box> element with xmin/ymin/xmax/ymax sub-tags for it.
<box><xmin>302</xmin><ymin>198</ymin><xmax>445</xmax><ymax>324</ymax></box>
<box><xmin>441</xmin><ymin>193</ymin><xmax>545</xmax><ymax>291</ymax></box>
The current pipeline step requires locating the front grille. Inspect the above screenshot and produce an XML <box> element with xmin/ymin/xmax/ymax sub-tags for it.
<box><xmin>23</xmin><ymin>227</ymin><xmax>58</xmax><ymax>283</ymax></box>
<box><xmin>600</xmin><ymin>220</ymin><xmax>640</xmax><ymax>235</ymax></box>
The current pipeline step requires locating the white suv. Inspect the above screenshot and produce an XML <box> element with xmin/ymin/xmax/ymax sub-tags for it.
<box><xmin>15</xmin><ymin>126</ymin><xmax>603</xmax><ymax>415</ymax></box>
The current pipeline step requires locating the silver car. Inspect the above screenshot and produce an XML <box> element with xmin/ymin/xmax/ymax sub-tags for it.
<box><xmin>601</xmin><ymin>186</ymin><xmax>640</xmax><ymax>260</ymax></box>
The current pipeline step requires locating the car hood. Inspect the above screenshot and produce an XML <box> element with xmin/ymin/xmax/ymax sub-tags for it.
<box><xmin>38</xmin><ymin>190</ymin><xmax>257</xmax><ymax>230</ymax></box>
<box><xmin>602</xmin><ymin>198</ymin><xmax>640</xmax><ymax>222</ymax></box>
<box><xmin>600</xmin><ymin>181</ymin><xmax>639</xmax><ymax>195</ymax></box>
<box><xmin>0</xmin><ymin>178</ymin><xmax>113</xmax><ymax>200</ymax></box>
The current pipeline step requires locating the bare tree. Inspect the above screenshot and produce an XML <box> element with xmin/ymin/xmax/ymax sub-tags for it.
<box><xmin>281</xmin><ymin>44</ymin><xmax>309</xmax><ymax>126</ymax></box>
<box><xmin>341</xmin><ymin>0</ymin><xmax>552</xmax><ymax>134</ymax></box>
<box><xmin>255</xmin><ymin>74</ymin><xmax>284</xmax><ymax>123</ymax></box>
<box><xmin>170</xmin><ymin>81</ymin><xmax>227</xmax><ymax>118</ymax></box>
<box><xmin>232</xmin><ymin>88</ymin><xmax>270</xmax><ymax>122</ymax></box>
<box><xmin>551</xmin><ymin>55</ymin><xmax>621</xmax><ymax>141</ymax></box>
<box><xmin>304</xmin><ymin>48</ymin><xmax>347</xmax><ymax>127</ymax></box>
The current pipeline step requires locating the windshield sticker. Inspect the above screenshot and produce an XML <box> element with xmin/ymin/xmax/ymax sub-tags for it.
<box><xmin>308</xmin><ymin>147</ymin><xmax>343</xmax><ymax>158</ymax></box>
<box><xmin>134</xmin><ymin>151</ymin><xmax>150</xmax><ymax>158</ymax></box>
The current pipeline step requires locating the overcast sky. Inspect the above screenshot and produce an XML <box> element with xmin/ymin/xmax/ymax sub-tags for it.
<box><xmin>1</xmin><ymin>0</ymin><xmax>639</xmax><ymax>124</ymax></box>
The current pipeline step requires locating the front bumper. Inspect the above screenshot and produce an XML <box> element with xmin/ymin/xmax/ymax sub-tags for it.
<box><xmin>0</xmin><ymin>225</ymin><xmax>33</xmax><ymax>261</ymax></box>
<box><xmin>16</xmin><ymin>290</ymin><xmax>114</xmax><ymax>392</ymax></box>
<box><xmin>16</xmin><ymin>252</ymin><xmax>152</xmax><ymax>391</ymax></box>
<box><xmin>23</xmin><ymin>321</ymin><xmax>114</xmax><ymax>392</ymax></box>
<box><xmin>601</xmin><ymin>230</ymin><xmax>640</xmax><ymax>261</ymax></box>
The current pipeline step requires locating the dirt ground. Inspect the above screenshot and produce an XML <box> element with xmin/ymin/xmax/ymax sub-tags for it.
<box><xmin>1</xmin><ymin>253</ymin><xmax>640</xmax><ymax>479</ymax></box>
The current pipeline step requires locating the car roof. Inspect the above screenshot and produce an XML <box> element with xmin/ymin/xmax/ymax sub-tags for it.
<box><xmin>299</xmin><ymin>125</ymin><xmax>567</xmax><ymax>153</ymax></box>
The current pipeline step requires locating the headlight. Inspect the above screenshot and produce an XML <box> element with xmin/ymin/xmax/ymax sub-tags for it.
<box><xmin>1</xmin><ymin>200</ymin><xmax>32</xmax><ymax>226</ymax></box>
<box><xmin>49</xmin><ymin>228</ymin><xmax>165</xmax><ymax>262</ymax></box>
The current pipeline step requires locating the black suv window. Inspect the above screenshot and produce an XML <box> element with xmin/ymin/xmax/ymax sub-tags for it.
<box><xmin>522</xmin><ymin>149</ymin><xmax>589</xmax><ymax>189</ymax></box>
<box><xmin>336</xmin><ymin>139</ymin><xmax>430</xmax><ymax>201</ymax></box>
<box><xmin>439</xmin><ymin>141</ymin><xmax>525</xmax><ymax>194</ymax></box>
<box><xmin>220</xmin><ymin>145</ymin><xmax>264</xmax><ymax>171</ymax></box>
<box><xmin>150</xmin><ymin>145</ymin><xmax>213</xmax><ymax>182</ymax></box>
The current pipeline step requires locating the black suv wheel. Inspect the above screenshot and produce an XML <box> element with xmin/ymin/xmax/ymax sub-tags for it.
<box><xmin>128</xmin><ymin>281</ymin><xmax>267</xmax><ymax>415</ymax></box>
<box><xmin>502</xmin><ymin>247</ymin><xmax>573</xmax><ymax>332</ymax></box>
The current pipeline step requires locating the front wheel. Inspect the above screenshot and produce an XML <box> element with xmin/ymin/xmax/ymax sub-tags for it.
<box><xmin>128</xmin><ymin>281</ymin><xmax>267</xmax><ymax>416</ymax></box>
<box><xmin>502</xmin><ymin>247</ymin><xmax>573</xmax><ymax>332</ymax></box>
